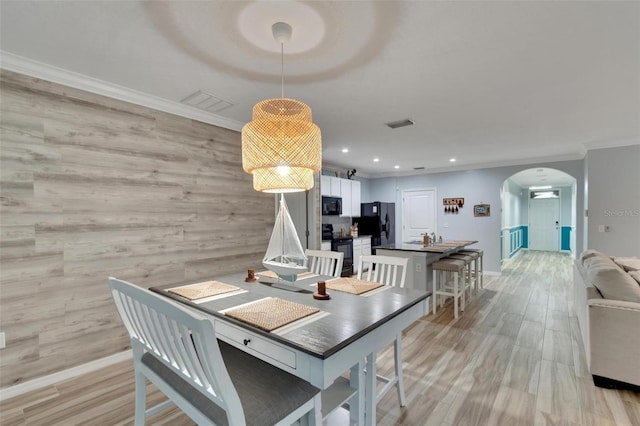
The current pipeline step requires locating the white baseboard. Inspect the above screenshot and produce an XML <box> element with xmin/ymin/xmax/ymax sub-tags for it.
<box><xmin>0</xmin><ymin>350</ymin><xmax>132</xmax><ymax>402</ymax></box>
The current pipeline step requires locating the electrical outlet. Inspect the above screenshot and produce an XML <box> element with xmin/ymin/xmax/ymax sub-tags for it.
<box><xmin>443</xmin><ymin>222</ymin><xmax>449</xmax><ymax>228</ymax></box>
<box><xmin>416</xmin><ymin>263</ymin><xmax>422</xmax><ymax>272</ymax></box>
<box><xmin>598</xmin><ymin>225</ymin><xmax>605</xmax><ymax>233</ymax></box>
<box><xmin>0</xmin><ymin>332</ymin><xmax>5</xmax><ymax>349</ymax></box>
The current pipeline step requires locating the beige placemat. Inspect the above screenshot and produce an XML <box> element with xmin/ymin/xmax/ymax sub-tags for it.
<box><xmin>257</xmin><ymin>270</ymin><xmax>314</xmax><ymax>280</ymax></box>
<box><xmin>168</xmin><ymin>281</ymin><xmax>240</xmax><ymax>301</ymax></box>
<box><xmin>326</xmin><ymin>277</ymin><xmax>385</xmax><ymax>295</ymax></box>
<box><xmin>224</xmin><ymin>298</ymin><xmax>320</xmax><ymax>332</ymax></box>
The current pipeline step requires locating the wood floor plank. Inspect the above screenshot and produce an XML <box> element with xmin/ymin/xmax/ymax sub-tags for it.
<box><xmin>3</xmin><ymin>251</ymin><xmax>639</xmax><ymax>425</ymax></box>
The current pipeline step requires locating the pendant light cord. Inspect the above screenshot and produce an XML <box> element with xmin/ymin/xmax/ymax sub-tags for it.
<box><xmin>280</xmin><ymin>42</ymin><xmax>284</xmax><ymax>99</ymax></box>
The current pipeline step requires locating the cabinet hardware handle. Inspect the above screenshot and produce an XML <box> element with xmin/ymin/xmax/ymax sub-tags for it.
<box><xmin>243</xmin><ymin>339</ymin><xmax>251</xmax><ymax>346</ymax></box>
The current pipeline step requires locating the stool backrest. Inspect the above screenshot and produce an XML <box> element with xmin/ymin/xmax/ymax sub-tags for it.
<box><xmin>305</xmin><ymin>249</ymin><xmax>344</xmax><ymax>277</ymax></box>
<box><xmin>358</xmin><ymin>255</ymin><xmax>408</xmax><ymax>288</ymax></box>
<box><xmin>108</xmin><ymin>277</ymin><xmax>245</xmax><ymax>424</ymax></box>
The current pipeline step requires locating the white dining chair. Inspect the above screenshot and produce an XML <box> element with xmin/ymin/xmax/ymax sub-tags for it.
<box><xmin>305</xmin><ymin>249</ymin><xmax>344</xmax><ymax>278</ymax></box>
<box><xmin>357</xmin><ymin>255</ymin><xmax>409</xmax><ymax>407</ymax></box>
<box><xmin>108</xmin><ymin>277</ymin><xmax>321</xmax><ymax>426</ymax></box>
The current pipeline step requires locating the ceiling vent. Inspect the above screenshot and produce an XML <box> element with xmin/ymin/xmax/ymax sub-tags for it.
<box><xmin>181</xmin><ymin>90</ymin><xmax>234</xmax><ymax>113</ymax></box>
<box><xmin>413</xmin><ymin>166</ymin><xmax>425</xmax><ymax>170</ymax></box>
<box><xmin>385</xmin><ymin>119</ymin><xmax>414</xmax><ymax>129</ymax></box>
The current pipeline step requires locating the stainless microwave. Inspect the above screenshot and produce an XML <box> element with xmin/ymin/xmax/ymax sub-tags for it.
<box><xmin>322</xmin><ymin>196</ymin><xmax>342</xmax><ymax>216</ymax></box>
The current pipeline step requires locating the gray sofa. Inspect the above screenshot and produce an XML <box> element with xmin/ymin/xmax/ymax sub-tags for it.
<box><xmin>573</xmin><ymin>250</ymin><xmax>640</xmax><ymax>388</ymax></box>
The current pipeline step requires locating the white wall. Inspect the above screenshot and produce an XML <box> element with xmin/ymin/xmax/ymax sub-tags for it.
<box><xmin>585</xmin><ymin>145</ymin><xmax>640</xmax><ymax>256</ymax></box>
<box><xmin>367</xmin><ymin>159</ymin><xmax>585</xmax><ymax>273</ymax></box>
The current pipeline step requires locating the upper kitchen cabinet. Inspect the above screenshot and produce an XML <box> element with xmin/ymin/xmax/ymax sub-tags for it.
<box><xmin>320</xmin><ymin>175</ymin><xmax>341</xmax><ymax>197</ymax></box>
<box><xmin>340</xmin><ymin>179</ymin><xmax>361</xmax><ymax>218</ymax></box>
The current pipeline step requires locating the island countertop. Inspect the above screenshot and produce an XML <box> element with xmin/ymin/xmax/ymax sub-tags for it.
<box><xmin>374</xmin><ymin>240</ymin><xmax>477</xmax><ymax>254</ymax></box>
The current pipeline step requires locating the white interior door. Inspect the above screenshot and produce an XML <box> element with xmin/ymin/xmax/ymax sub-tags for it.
<box><xmin>528</xmin><ymin>196</ymin><xmax>560</xmax><ymax>251</ymax></box>
<box><xmin>402</xmin><ymin>189</ymin><xmax>436</xmax><ymax>243</ymax></box>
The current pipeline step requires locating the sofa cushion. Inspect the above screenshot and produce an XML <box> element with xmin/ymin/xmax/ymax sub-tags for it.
<box><xmin>587</xmin><ymin>262</ymin><xmax>640</xmax><ymax>303</ymax></box>
<box><xmin>613</xmin><ymin>257</ymin><xmax>640</xmax><ymax>272</ymax></box>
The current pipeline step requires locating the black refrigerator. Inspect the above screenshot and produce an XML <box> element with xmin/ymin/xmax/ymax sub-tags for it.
<box><xmin>355</xmin><ymin>202</ymin><xmax>395</xmax><ymax>247</ymax></box>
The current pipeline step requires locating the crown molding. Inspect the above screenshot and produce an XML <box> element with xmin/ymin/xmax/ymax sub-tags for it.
<box><xmin>0</xmin><ymin>51</ymin><xmax>244</xmax><ymax>132</ymax></box>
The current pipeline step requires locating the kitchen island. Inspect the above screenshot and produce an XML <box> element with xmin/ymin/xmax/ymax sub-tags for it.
<box><xmin>375</xmin><ymin>240</ymin><xmax>477</xmax><ymax>292</ymax></box>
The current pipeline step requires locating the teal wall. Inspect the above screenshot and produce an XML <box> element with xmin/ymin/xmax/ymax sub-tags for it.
<box><xmin>561</xmin><ymin>226</ymin><xmax>571</xmax><ymax>251</ymax></box>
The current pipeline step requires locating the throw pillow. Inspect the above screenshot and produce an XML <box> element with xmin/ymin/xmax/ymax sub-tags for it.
<box><xmin>613</xmin><ymin>257</ymin><xmax>640</xmax><ymax>272</ymax></box>
<box><xmin>630</xmin><ymin>270</ymin><xmax>640</xmax><ymax>286</ymax></box>
<box><xmin>588</xmin><ymin>264</ymin><xmax>640</xmax><ymax>303</ymax></box>
<box><xmin>583</xmin><ymin>253</ymin><xmax>615</xmax><ymax>271</ymax></box>
<box><xmin>580</xmin><ymin>249</ymin><xmax>603</xmax><ymax>262</ymax></box>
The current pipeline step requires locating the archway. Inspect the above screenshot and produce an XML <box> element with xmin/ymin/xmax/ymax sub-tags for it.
<box><xmin>500</xmin><ymin>167</ymin><xmax>577</xmax><ymax>268</ymax></box>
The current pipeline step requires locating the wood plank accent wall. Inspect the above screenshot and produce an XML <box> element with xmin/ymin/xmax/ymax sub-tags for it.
<box><xmin>0</xmin><ymin>70</ymin><xmax>275</xmax><ymax>387</ymax></box>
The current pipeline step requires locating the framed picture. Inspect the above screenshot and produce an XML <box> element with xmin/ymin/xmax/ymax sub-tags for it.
<box><xmin>474</xmin><ymin>204</ymin><xmax>490</xmax><ymax>217</ymax></box>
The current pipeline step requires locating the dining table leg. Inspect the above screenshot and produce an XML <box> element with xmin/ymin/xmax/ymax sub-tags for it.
<box><xmin>365</xmin><ymin>352</ymin><xmax>376</xmax><ymax>426</ymax></box>
<box><xmin>350</xmin><ymin>360</ymin><xmax>365</xmax><ymax>425</ymax></box>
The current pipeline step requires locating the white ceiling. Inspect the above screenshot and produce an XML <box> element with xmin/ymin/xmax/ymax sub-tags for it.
<box><xmin>508</xmin><ymin>167</ymin><xmax>576</xmax><ymax>188</ymax></box>
<box><xmin>1</xmin><ymin>1</ymin><xmax>638</xmax><ymax>179</ymax></box>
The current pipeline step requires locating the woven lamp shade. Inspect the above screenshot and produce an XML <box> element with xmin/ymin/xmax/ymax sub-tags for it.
<box><xmin>242</xmin><ymin>98</ymin><xmax>322</xmax><ymax>193</ymax></box>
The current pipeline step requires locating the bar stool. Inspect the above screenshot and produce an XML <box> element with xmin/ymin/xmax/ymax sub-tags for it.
<box><xmin>432</xmin><ymin>258</ymin><xmax>467</xmax><ymax>319</ymax></box>
<box><xmin>459</xmin><ymin>249</ymin><xmax>483</xmax><ymax>291</ymax></box>
<box><xmin>446</xmin><ymin>253</ymin><xmax>475</xmax><ymax>299</ymax></box>
<box><xmin>452</xmin><ymin>250</ymin><xmax>480</xmax><ymax>295</ymax></box>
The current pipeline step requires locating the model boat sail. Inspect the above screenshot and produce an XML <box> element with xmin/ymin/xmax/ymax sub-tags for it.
<box><xmin>263</xmin><ymin>194</ymin><xmax>308</xmax><ymax>281</ymax></box>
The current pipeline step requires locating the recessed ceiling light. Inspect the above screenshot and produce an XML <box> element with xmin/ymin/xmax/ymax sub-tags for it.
<box><xmin>341</xmin><ymin>148</ymin><xmax>349</xmax><ymax>153</ymax></box>
<box><xmin>449</xmin><ymin>158</ymin><xmax>456</xmax><ymax>163</ymax></box>
<box><xmin>394</xmin><ymin>165</ymin><xmax>400</xmax><ymax>169</ymax></box>
<box><xmin>373</xmin><ymin>158</ymin><xmax>380</xmax><ymax>162</ymax></box>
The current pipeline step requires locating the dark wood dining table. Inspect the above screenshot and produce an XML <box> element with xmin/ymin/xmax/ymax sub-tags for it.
<box><xmin>152</xmin><ymin>271</ymin><xmax>429</xmax><ymax>425</ymax></box>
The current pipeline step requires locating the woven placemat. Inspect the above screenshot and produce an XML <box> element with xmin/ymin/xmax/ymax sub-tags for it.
<box><xmin>325</xmin><ymin>277</ymin><xmax>385</xmax><ymax>295</ymax></box>
<box><xmin>224</xmin><ymin>298</ymin><xmax>320</xmax><ymax>332</ymax></box>
<box><xmin>168</xmin><ymin>281</ymin><xmax>240</xmax><ymax>301</ymax></box>
<box><xmin>257</xmin><ymin>270</ymin><xmax>314</xmax><ymax>280</ymax></box>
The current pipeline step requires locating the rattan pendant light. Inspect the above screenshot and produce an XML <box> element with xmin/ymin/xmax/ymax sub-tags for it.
<box><xmin>241</xmin><ymin>22</ymin><xmax>322</xmax><ymax>193</ymax></box>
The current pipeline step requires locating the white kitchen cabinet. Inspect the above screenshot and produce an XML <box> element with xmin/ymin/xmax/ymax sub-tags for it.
<box><xmin>350</xmin><ymin>180</ymin><xmax>361</xmax><ymax>218</ymax></box>
<box><xmin>361</xmin><ymin>237</ymin><xmax>371</xmax><ymax>257</ymax></box>
<box><xmin>321</xmin><ymin>175</ymin><xmax>341</xmax><ymax>197</ymax></box>
<box><xmin>340</xmin><ymin>179</ymin><xmax>352</xmax><ymax>217</ymax></box>
<box><xmin>352</xmin><ymin>236</ymin><xmax>372</xmax><ymax>274</ymax></box>
<box><xmin>353</xmin><ymin>238</ymin><xmax>362</xmax><ymax>274</ymax></box>
<box><xmin>339</xmin><ymin>179</ymin><xmax>361</xmax><ymax>218</ymax></box>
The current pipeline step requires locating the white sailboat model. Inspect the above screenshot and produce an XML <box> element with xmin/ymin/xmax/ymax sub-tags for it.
<box><xmin>263</xmin><ymin>194</ymin><xmax>308</xmax><ymax>282</ymax></box>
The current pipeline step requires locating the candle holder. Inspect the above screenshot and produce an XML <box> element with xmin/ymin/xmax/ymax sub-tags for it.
<box><xmin>245</xmin><ymin>268</ymin><xmax>257</xmax><ymax>282</ymax></box>
<box><xmin>313</xmin><ymin>280</ymin><xmax>331</xmax><ymax>300</ymax></box>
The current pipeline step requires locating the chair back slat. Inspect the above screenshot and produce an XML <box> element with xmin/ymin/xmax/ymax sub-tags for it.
<box><xmin>108</xmin><ymin>277</ymin><xmax>246</xmax><ymax>424</ymax></box>
<box><xmin>358</xmin><ymin>255</ymin><xmax>408</xmax><ymax>288</ymax></box>
<box><xmin>305</xmin><ymin>249</ymin><xmax>344</xmax><ymax>278</ymax></box>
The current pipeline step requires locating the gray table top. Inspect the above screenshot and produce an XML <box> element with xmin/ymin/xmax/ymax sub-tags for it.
<box><xmin>151</xmin><ymin>272</ymin><xmax>429</xmax><ymax>360</ymax></box>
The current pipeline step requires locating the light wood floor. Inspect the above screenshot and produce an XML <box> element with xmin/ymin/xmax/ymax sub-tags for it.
<box><xmin>1</xmin><ymin>251</ymin><xmax>639</xmax><ymax>425</ymax></box>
